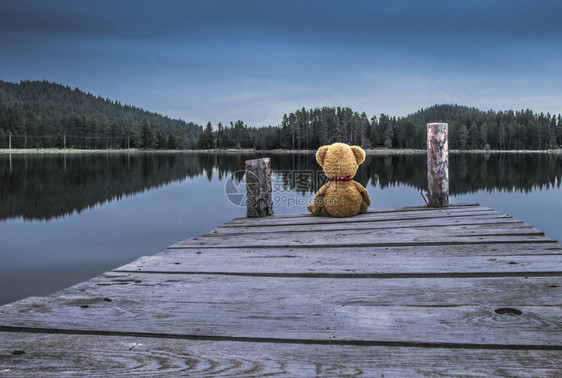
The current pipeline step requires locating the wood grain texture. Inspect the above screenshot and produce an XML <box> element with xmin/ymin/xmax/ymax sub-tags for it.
<box><xmin>2</xmin><ymin>332</ymin><xmax>561</xmax><ymax>377</ymax></box>
<box><xmin>221</xmin><ymin>204</ymin><xmax>489</xmax><ymax>227</ymax></box>
<box><xmin>214</xmin><ymin>213</ymin><xmax>524</xmax><ymax>234</ymax></box>
<box><xmin>1</xmin><ymin>204</ymin><xmax>561</xmax><ymax>375</ymax></box>
<box><xmin>114</xmin><ymin>249</ymin><xmax>562</xmax><ymax>276</ymax></box>
<box><xmin>172</xmin><ymin>223</ymin><xmax>554</xmax><ymax>249</ymax></box>
<box><xmin>1</xmin><ymin>272</ymin><xmax>560</xmax><ymax>346</ymax></box>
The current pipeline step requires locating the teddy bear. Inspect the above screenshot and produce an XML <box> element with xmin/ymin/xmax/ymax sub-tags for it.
<box><xmin>307</xmin><ymin>143</ymin><xmax>371</xmax><ymax>217</ymax></box>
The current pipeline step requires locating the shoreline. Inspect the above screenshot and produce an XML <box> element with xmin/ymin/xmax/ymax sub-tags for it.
<box><xmin>0</xmin><ymin>147</ymin><xmax>560</xmax><ymax>155</ymax></box>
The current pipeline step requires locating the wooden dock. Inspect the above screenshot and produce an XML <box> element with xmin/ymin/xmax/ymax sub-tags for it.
<box><xmin>1</xmin><ymin>204</ymin><xmax>561</xmax><ymax>376</ymax></box>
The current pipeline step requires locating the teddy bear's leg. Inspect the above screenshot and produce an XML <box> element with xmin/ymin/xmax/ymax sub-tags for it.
<box><xmin>308</xmin><ymin>199</ymin><xmax>330</xmax><ymax>216</ymax></box>
<box><xmin>358</xmin><ymin>200</ymin><xmax>369</xmax><ymax>214</ymax></box>
<box><xmin>308</xmin><ymin>205</ymin><xmax>330</xmax><ymax>217</ymax></box>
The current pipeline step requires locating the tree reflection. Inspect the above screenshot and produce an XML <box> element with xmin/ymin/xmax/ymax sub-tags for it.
<box><xmin>0</xmin><ymin>152</ymin><xmax>560</xmax><ymax>221</ymax></box>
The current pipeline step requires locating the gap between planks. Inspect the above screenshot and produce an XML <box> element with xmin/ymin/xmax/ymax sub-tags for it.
<box><xmin>170</xmin><ymin>238</ymin><xmax>557</xmax><ymax>250</ymax></box>
<box><xmin>1</xmin><ymin>326</ymin><xmax>561</xmax><ymax>351</ymax></box>
<box><xmin>112</xmin><ymin>270</ymin><xmax>562</xmax><ymax>279</ymax></box>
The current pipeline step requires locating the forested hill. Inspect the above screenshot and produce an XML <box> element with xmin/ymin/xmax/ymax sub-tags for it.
<box><xmin>403</xmin><ymin>104</ymin><xmax>561</xmax><ymax>150</ymax></box>
<box><xmin>248</xmin><ymin>104</ymin><xmax>561</xmax><ymax>150</ymax></box>
<box><xmin>1</xmin><ymin>80</ymin><xmax>560</xmax><ymax>151</ymax></box>
<box><xmin>405</xmin><ymin>104</ymin><xmax>485</xmax><ymax>126</ymax></box>
<box><xmin>0</xmin><ymin>80</ymin><xmax>202</xmax><ymax>149</ymax></box>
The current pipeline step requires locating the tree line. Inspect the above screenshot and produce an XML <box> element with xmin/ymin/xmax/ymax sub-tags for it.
<box><xmin>1</xmin><ymin>80</ymin><xmax>561</xmax><ymax>151</ymax></box>
<box><xmin>407</xmin><ymin>104</ymin><xmax>562</xmax><ymax>150</ymax></box>
<box><xmin>198</xmin><ymin>104</ymin><xmax>561</xmax><ymax>151</ymax></box>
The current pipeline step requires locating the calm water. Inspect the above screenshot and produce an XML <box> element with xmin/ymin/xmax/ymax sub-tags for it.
<box><xmin>1</xmin><ymin>151</ymin><xmax>561</xmax><ymax>305</ymax></box>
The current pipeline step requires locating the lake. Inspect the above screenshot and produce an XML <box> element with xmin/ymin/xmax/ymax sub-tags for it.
<box><xmin>1</xmin><ymin>151</ymin><xmax>561</xmax><ymax>305</ymax></box>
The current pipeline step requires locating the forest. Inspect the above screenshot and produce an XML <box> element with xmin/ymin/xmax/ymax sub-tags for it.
<box><xmin>1</xmin><ymin>80</ymin><xmax>561</xmax><ymax>151</ymax></box>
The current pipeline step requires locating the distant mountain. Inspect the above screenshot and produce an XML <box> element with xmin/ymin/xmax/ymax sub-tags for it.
<box><xmin>0</xmin><ymin>80</ymin><xmax>202</xmax><ymax>149</ymax></box>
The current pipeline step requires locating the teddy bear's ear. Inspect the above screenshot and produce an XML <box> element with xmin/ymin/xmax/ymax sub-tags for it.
<box><xmin>350</xmin><ymin>146</ymin><xmax>366</xmax><ymax>165</ymax></box>
<box><xmin>316</xmin><ymin>145</ymin><xmax>330</xmax><ymax>166</ymax></box>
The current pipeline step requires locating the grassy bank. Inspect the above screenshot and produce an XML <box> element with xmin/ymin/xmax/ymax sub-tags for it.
<box><xmin>1</xmin><ymin>148</ymin><xmax>150</xmax><ymax>155</ymax></box>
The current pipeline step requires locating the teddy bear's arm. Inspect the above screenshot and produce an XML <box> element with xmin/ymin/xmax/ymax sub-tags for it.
<box><xmin>307</xmin><ymin>183</ymin><xmax>330</xmax><ymax>216</ymax></box>
<box><xmin>354</xmin><ymin>181</ymin><xmax>371</xmax><ymax>211</ymax></box>
<box><xmin>315</xmin><ymin>183</ymin><xmax>329</xmax><ymax>196</ymax></box>
<box><xmin>312</xmin><ymin>184</ymin><xmax>329</xmax><ymax>207</ymax></box>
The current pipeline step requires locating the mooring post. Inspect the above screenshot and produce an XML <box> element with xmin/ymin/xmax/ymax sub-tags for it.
<box><xmin>427</xmin><ymin>123</ymin><xmax>449</xmax><ymax>207</ymax></box>
<box><xmin>245</xmin><ymin>158</ymin><xmax>274</xmax><ymax>217</ymax></box>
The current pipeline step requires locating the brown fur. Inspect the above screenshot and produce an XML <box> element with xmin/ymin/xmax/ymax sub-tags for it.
<box><xmin>308</xmin><ymin>143</ymin><xmax>371</xmax><ymax>217</ymax></box>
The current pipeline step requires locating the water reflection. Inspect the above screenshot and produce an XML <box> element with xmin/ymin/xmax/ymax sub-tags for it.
<box><xmin>1</xmin><ymin>152</ymin><xmax>560</xmax><ymax>221</ymax></box>
<box><xmin>364</xmin><ymin>153</ymin><xmax>562</xmax><ymax>194</ymax></box>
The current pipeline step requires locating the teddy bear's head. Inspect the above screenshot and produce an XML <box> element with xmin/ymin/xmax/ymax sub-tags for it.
<box><xmin>316</xmin><ymin>143</ymin><xmax>366</xmax><ymax>180</ymax></box>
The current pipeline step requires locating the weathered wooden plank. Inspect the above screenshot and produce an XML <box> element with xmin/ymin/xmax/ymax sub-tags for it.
<box><xmin>173</xmin><ymin>236</ymin><xmax>555</xmax><ymax>249</ymax></box>
<box><xmin>214</xmin><ymin>213</ymin><xmax>523</xmax><ymax>234</ymax></box>
<box><xmin>222</xmin><ymin>204</ymin><xmax>491</xmax><ymax>227</ymax></box>
<box><xmin>219</xmin><ymin>222</ymin><xmax>542</xmax><ymax>238</ymax></box>
<box><xmin>1</xmin><ymin>273</ymin><xmax>560</xmax><ymax>346</ymax></box>
<box><xmin>130</xmin><ymin>243</ymin><xmax>562</xmax><ymax>271</ymax></box>
<box><xmin>173</xmin><ymin>223</ymin><xmax>555</xmax><ymax>249</ymax></box>
<box><xmin>223</xmin><ymin>207</ymin><xmax>492</xmax><ymax>227</ymax></box>
<box><xmin>1</xmin><ymin>332</ymin><xmax>561</xmax><ymax>377</ymax></box>
<box><xmin>226</xmin><ymin>203</ymin><xmax>479</xmax><ymax>221</ymax></box>
<box><xmin>225</xmin><ymin>206</ymin><xmax>486</xmax><ymax>226</ymax></box>
<box><xmin>115</xmin><ymin>250</ymin><xmax>562</xmax><ymax>276</ymax></box>
<box><xmin>220</xmin><ymin>217</ymin><xmax>532</xmax><ymax>235</ymax></box>
<box><xmin>24</xmin><ymin>272</ymin><xmax>560</xmax><ymax>307</ymax></box>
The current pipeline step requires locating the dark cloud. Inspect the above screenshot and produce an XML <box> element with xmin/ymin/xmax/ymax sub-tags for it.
<box><xmin>1</xmin><ymin>0</ymin><xmax>560</xmax><ymax>123</ymax></box>
<box><xmin>2</xmin><ymin>0</ymin><xmax>561</xmax><ymax>45</ymax></box>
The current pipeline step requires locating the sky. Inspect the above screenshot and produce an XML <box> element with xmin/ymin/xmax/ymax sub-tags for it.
<box><xmin>1</xmin><ymin>0</ymin><xmax>561</xmax><ymax>126</ymax></box>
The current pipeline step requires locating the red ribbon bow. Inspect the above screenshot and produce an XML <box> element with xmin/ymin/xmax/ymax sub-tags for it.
<box><xmin>330</xmin><ymin>175</ymin><xmax>353</xmax><ymax>182</ymax></box>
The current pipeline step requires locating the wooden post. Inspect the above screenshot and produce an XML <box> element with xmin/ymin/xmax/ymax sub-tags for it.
<box><xmin>245</xmin><ymin>158</ymin><xmax>274</xmax><ymax>218</ymax></box>
<box><xmin>427</xmin><ymin>123</ymin><xmax>449</xmax><ymax>207</ymax></box>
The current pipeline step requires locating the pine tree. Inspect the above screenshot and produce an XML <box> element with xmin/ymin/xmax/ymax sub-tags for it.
<box><xmin>468</xmin><ymin>122</ymin><xmax>479</xmax><ymax>149</ymax></box>
<box><xmin>480</xmin><ymin>122</ymin><xmax>489</xmax><ymax>149</ymax></box>
<box><xmin>155</xmin><ymin>129</ymin><xmax>167</xmax><ymax>149</ymax></box>
<box><xmin>384</xmin><ymin>123</ymin><xmax>394</xmax><ymax>148</ymax></box>
<box><xmin>55</xmin><ymin>133</ymin><xmax>64</xmax><ymax>149</ymax></box>
<box><xmin>197</xmin><ymin>122</ymin><xmax>214</xmax><ymax>149</ymax></box>
<box><xmin>0</xmin><ymin>129</ymin><xmax>6</xmax><ymax>148</ymax></box>
<box><xmin>140</xmin><ymin>119</ymin><xmax>153</xmax><ymax>149</ymax></box>
<box><xmin>556</xmin><ymin>114</ymin><xmax>562</xmax><ymax>148</ymax></box>
<box><xmin>457</xmin><ymin>124</ymin><xmax>469</xmax><ymax>149</ymax></box>
<box><xmin>167</xmin><ymin>133</ymin><xmax>177</xmax><ymax>150</ymax></box>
